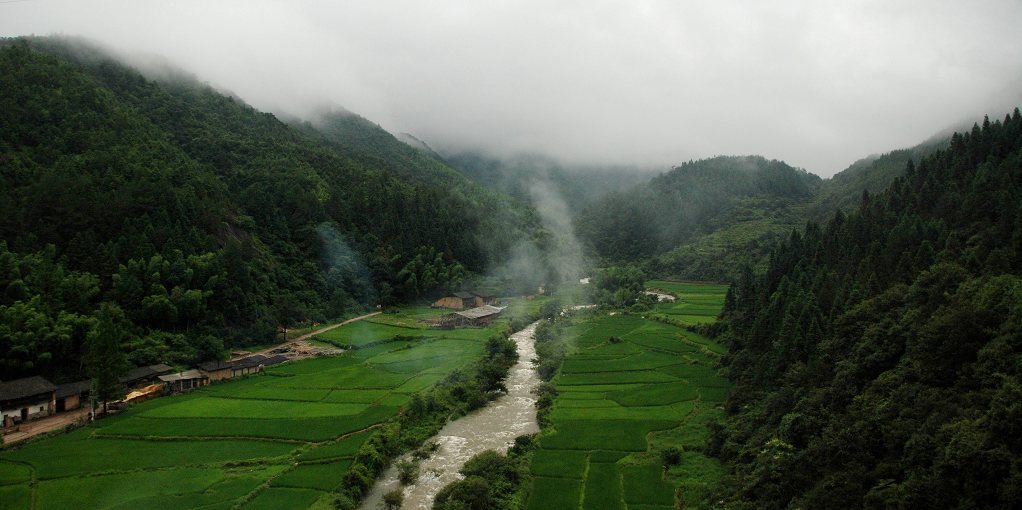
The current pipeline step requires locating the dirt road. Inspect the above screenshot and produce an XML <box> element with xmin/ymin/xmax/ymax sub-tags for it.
<box><xmin>249</xmin><ymin>311</ymin><xmax>383</xmax><ymax>358</ymax></box>
<box><xmin>2</xmin><ymin>407</ymin><xmax>91</xmax><ymax>445</ymax></box>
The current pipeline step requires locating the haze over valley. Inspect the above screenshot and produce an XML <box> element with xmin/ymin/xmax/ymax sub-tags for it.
<box><xmin>1</xmin><ymin>2</ymin><xmax>1022</xmax><ymax>510</ymax></box>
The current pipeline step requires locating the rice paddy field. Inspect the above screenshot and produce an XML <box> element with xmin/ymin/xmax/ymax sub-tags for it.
<box><xmin>0</xmin><ymin>308</ymin><xmax>506</xmax><ymax>510</ymax></box>
<box><xmin>526</xmin><ymin>281</ymin><xmax>730</xmax><ymax>510</ymax></box>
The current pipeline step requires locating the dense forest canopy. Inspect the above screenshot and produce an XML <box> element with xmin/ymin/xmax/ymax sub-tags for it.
<box><xmin>0</xmin><ymin>37</ymin><xmax>546</xmax><ymax>382</ymax></box>
<box><xmin>574</xmin><ymin>156</ymin><xmax>821</xmax><ymax>275</ymax></box>
<box><xmin>712</xmin><ymin>110</ymin><xmax>1022</xmax><ymax>508</ymax></box>
<box><xmin>567</xmin><ymin>136</ymin><xmax>950</xmax><ymax>282</ymax></box>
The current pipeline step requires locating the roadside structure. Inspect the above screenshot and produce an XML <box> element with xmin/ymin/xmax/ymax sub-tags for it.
<box><xmin>55</xmin><ymin>380</ymin><xmax>90</xmax><ymax>412</ymax></box>
<box><xmin>230</xmin><ymin>354</ymin><xmax>267</xmax><ymax>377</ymax></box>
<box><xmin>158</xmin><ymin>369</ymin><xmax>209</xmax><ymax>393</ymax></box>
<box><xmin>198</xmin><ymin>360</ymin><xmax>234</xmax><ymax>382</ymax></box>
<box><xmin>432</xmin><ymin>291</ymin><xmax>477</xmax><ymax>310</ymax></box>
<box><xmin>0</xmin><ymin>376</ymin><xmax>57</xmax><ymax>427</ymax></box>
<box><xmin>453</xmin><ymin>304</ymin><xmax>506</xmax><ymax>327</ymax></box>
<box><xmin>119</xmin><ymin>364</ymin><xmax>174</xmax><ymax>389</ymax></box>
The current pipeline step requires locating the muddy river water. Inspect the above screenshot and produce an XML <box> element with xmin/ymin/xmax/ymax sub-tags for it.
<box><xmin>358</xmin><ymin>321</ymin><xmax>541</xmax><ymax>509</ymax></box>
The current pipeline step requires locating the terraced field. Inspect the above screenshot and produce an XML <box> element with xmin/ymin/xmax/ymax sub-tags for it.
<box><xmin>0</xmin><ymin>307</ymin><xmax>502</xmax><ymax>510</ymax></box>
<box><xmin>527</xmin><ymin>282</ymin><xmax>729</xmax><ymax>510</ymax></box>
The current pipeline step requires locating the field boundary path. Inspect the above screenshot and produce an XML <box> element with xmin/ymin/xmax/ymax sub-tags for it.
<box><xmin>249</xmin><ymin>311</ymin><xmax>382</xmax><ymax>358</ymax></box>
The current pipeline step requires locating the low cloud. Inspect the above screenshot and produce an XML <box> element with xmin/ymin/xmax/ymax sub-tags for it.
<box><xmin>2</xmin><ymin>1</ymin><xmax>1021</xmax><ymax>175</ymax></box>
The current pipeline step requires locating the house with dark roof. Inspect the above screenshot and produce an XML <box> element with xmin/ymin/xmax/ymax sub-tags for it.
<box><xmin>55</xmin><ymin>380</ymin><xmax>91</xmax><ymax>412</ymax></box>
<box><xmin>119</xmin><ymin>364</ymin><xmax>175</xmax><ymax>389</ymax></box>
<box><xmin>198</xmin><ymin>360</ymin><xmax>234</xmax><ymax>382</ymax></box>
<box><xmin>1</xmin><ymin>376</ymin><xmax>57</xmax><ymax>427</ymax></box>
<box><xmin>432</xmin><ymin>291</ymin><xmax>478</xmax><ymax>310</ymax></box>
<box><xmin>158</xmin><ymin>369</ymin><xmax>209</xmax><ymax>393</ymax></box>
<box><xmin>230</xmin><ymin>355</ymin><xmax>267</xmax><ymax>377</ymax></box>
<box><xmin>454</xmin><ymin>304</ymin><xmax>505</xmax><ymax>326</ymax></box>
<box><xmin>472</xmin><ymin>291</ymin><xmax>497</xmax><ymax>307</ymax></box>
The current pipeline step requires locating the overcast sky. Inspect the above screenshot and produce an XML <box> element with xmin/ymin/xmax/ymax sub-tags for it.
<box><xmin>2</xmin><ymin>0</ymin><xmax>1021</xmax><ymax>176</ymax></box>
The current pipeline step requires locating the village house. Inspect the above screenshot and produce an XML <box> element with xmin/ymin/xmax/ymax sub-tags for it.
<box><xmin>472</xmin><ymin>291</ymin><xmax>496</xmax><ymax>307</ymax></box>
<box><xmin>432</xmin><ymin>291</ymin><xmax>477</xmax><ymax>310</ymax></box>
<box><xmin>230</xmin><ymin>354</ymin><xmax>267</xmax><ymax>377</ymax></box>
<box><xmin>0</xmin><ymin>376</ymin><xmax>57</xmax><ymax>428</ymax></box>
<box><xmin>119</xmin><ymin>364</ymin><xmax>174</xmax><ymax>390</ymax></box>
<box><xmin>455</xmin><ymin>304</ymin><xmax>505</xmax><ymax>326</ymax></box>
<box><xmin>198</xmin><ymin>360</ymin><xmax>234</xmax><ymax>382</ymax></box>
<box><xmin>55</xmin><ymin>380</ymin><xmax>91</xmax><ymax>413</ymax></box>
<box><xmin>158</xmin><ymin>369</ymin><xmax>209</xmax><ymax>393</ymax></box>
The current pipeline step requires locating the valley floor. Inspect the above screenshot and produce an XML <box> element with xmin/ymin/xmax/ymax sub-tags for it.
<box><xmin>0</xmin><ymin>305</ymin><xmax>508</xmax><ymax>510</ymax></box>
<box><xmin>525</xmin><ymin>281</ymin><xmax>729</xmax><ymax>510</ymax></box>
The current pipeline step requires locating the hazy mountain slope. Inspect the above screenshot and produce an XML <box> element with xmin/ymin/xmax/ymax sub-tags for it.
<box><xmin>809</xmin><ymin>135</ymin><xmax>950</xmax><ymax>222</ymax></box>
<box><xmin>292</xmin><ymin>110</ymin><xmax>541</xmax><ymax>266</ymax></box>
<box><xmin>573</xmin><ymin>156</ymin><xmax>821</xmax><ymax>270</ymax></box>
<box><xmin>0</xmin><ymin>37</ymin><xmax>543</xmax><ymax>381</ymax></box>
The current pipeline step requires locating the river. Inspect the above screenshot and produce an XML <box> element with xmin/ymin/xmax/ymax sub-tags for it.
<box><xmin>358</xmin><ymin>321</ymin><xmax>541</xmax><ymax>509</ymax></box>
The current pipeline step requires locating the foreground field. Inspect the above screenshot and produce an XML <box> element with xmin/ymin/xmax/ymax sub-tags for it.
<box><xmin>527</xmin><ymin>282</ymin><xmax>729</xmax><ymax>509</ymax></box>
<box><xmin>0</xmin><ymin>308</ymin><xmax>503</xmax><ymax>510</ymax></box>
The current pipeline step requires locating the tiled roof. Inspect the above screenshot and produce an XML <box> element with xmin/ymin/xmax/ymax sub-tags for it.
<box><xmin>454</xmin><ymin>305</ymin><xmax>506</xmax><ymax>320</ymax></box>
<box><xmin>197</xmin><ymin>360</ymin><xmax>233</xmax><ymax>372</ymax></box>
<box><xmin>55</xmin><ymin>380</ymin><xmax>91</xmax><ymax>399</ymax></box>
<box><xmin>0</xmin><ymin>376</ymin><xmax>57</xmax><ymax>401</ymax></box>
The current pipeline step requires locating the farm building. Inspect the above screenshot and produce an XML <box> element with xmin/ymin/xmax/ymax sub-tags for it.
<box><xmin>0</xmin><ymin>376</ymin><xmax>57</xmax><ymax>427</ymax></box>
<box><xmin>472</xmin><ymin>292</ymin><xmax>496</xmax><ymax>307</ymax></box>
<box><xmin>454</xmin><ymin>305</ymin><xmax>506</xmax><ymax>327</ymax></box>
<box><xmin>198</xmin><ymin>360</ymin><xmax>234</xmax><ymax>382</ymax></box>
<box><xmin>231</xmin><ymin>355</ymin><xmax>267</xmax><ymax>377</ymax></box>
<box><xmin>55</xmin><ymin>380</ymin><xmax>91</xmax><ymax>412</ymax></box>
<box><xmin>158</xmin><ymin>370</ymin><xmax>209</xmax><ymax>393</ymax></box>
<box><xmin>433</xmin><ymin>291</ymin><xmax>477</xmax><ymax>310</ymax></box>
<box><xmin>120</xmin><ymin>364</ymin><xmax>175</xmax><ymax>389</ymax></box>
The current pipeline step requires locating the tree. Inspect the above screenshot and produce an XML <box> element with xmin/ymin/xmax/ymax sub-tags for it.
<box><xmin>85</xmin><ymin>303</ymin><xmax>129</xmax><ymax>412</ymax></box>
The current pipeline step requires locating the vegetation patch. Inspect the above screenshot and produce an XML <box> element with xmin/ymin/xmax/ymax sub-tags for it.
<box><xmin>526</xmin><ymin>476</ymin><xmax>582</xmax><ymax>510</ymax></box>
<box><xmin>529</xmin><ymin>449</ymin><xmax>588</xmax><ymax>479</ymax></box>
<box><xmin>540</xmin><ymin>419</ymin><xmax>676</xmax><ymax>451</ymax></box>
<box><xmin>272</xmin><ymin>460</ymin><xmax>353</xmax><ymax>491</ymax></box>
<box><xmin>582</xmin><ymin>462</ymin><xmax>625</xmax><ymax>510</ymax></box>
<box><xmin>608</xmin><ymin>382</ymin><xmax>699</xmax><ymax>407</ymax></box>
<box><xmin>621</xmin><ymin>464</ymin><xmax>675</xmax><ymax>506</ymax></box>
<box><xmin>242</xmin><ymin>487</ymin><xmax>325</xmax><ymax>510</ymax></box>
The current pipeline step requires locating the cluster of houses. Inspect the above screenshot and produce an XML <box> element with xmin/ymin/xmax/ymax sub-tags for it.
<box><xmin>2</xmin><ymin>292</ymin><xmax>512</xmax><ymax>431</ymax></box>
<box><xmin>430</xmin><ymin>291</ymin><xmax>506</xmax><ymax>328</ymax></box>
<box><xmin>0</xmin><ymin>352</ymin><xmax>288</xmax><ymax>430</ymax></box>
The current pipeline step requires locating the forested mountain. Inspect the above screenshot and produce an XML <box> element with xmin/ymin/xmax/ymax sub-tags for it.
<box><xmin>569</xmin><ymin>133</ymin><xmax>951</xmax><ymax>282</ymax></box>
<box><xmin>713</xmin><ymin>110</ymin><xmax>1022</xmax><ymax>508</ymax></box>
<box><xmin>807</xmin><ymin>135</ymin><xmax>948</xmax><ymax>222</ymax></box>
<box><xmin>0</xmin><ymin>37</ymin><xmax>543</xmax><ymax>382</ymax></box>
<box><xmin>575</xmin><ymin>156</ymin><xmax>821</xmax><ymax>273</ymax></box>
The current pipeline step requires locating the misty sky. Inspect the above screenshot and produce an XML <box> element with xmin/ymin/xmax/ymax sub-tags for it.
<box><xmin>2</xmin><ymin>1</ymin><xmax>1022</xmax><ymax>176</ymax></box>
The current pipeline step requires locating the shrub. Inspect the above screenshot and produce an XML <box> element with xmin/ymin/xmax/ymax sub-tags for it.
<box><xmin>383</xmin><ymin>488</ymin><xmax>404</xmax><ymax>509</ymax></box>
<box><xmin>397</xmin><ymin>459</ymin><xmax>419</xmax><ymax>485</ymax></box>
<box><xmin>662</xmin><ymin>446</ymin><xmax>682</xmax><ymax>466</ymax></box>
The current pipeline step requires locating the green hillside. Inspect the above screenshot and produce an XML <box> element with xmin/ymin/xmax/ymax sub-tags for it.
<box><xmin>564</xmin><ymin>136</ymin><xmax>952</xmax><ymax>282</ymax></box>
<box><xmin>0</xmin><ymin>37</ymin><xmax>542</xmax><ymax>382</ymax></box>
<box><xmin>713</xmin><ymin>111</ymin><xmax>1022</xmax><ymax>508</ymax></box>
<box><xmin>574</xmin><ymin>156</ymin><xmax>820</xmax><ymax>275</ymax></box>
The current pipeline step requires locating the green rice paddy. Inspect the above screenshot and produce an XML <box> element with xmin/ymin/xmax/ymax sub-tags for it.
<box><xmin>526</xmin><ymin>281</ymin><xmax>730</xmax><ymax>510</ymax></box>
<box><xmin>0</xmin><ymin>313</ymin><xmax>504</xmax><ymax>509</ymax></box>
